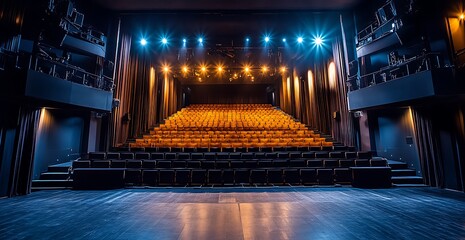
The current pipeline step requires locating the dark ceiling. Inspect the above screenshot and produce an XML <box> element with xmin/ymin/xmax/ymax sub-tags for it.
<box><xmin>126</xmin><ymin>11</ymin><xmax>338</xmax><ymax>85</ymax></box>
<box><xmin>99</xmin><ymin>0</ymin><xmax>363</xmax><ymax>85</ymax></box>
<box><xmin>94</xmin><ymin>0</ymin><xmax>364</xmax><ymax>11</ymax></box>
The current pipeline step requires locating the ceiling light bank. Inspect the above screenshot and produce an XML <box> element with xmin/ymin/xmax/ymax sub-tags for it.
<box><xmin>158</xmin><ymin>64</ymin><xmax>282</xmax><ymax>79</ymax></box>
<box><xmin>140</xmin><ymin>34</ymin><xmax>326</xmax><ymax>47</ymax></box>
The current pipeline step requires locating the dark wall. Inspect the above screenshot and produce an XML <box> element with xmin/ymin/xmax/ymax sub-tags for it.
<box><xmin>187</xmin><ymin>84</ymin><xmax>270</xmax><ymax>104</ymax></box>
<box><xmin>369</xmin><ymin>108</ymin><xmax>421</xmax><ymax>175</ymax></box>
<box><xmin>32</xmin><ymin>109</ymin><xmax>88</xmax><ymax>180</ymax></box>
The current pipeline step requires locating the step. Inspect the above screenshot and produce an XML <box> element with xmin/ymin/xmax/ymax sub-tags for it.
<box><xmin>391</xmin><ymin>169</ymin><xmax>417</xmax><ymax>177</ymax></box>
<box><xmin>47</xmin><ymin>165</ymin><xmax>70</xmax><ymax>172</ymax></box>
<box><xmin>392</xmin><ymin>183</ymin><xmax>429</xmax><ymax>188</ymax></box>
<box><xmin>32</xmin><ymin>179</ymin><xmax>73</xmax><ymax>188</ymax></box>
<box><xmin>40</xmin><ymin>172</ymin><xmax>70</xmax><ymax>180</ymax></box>
<box><xmin>391</xmin><ymin>176</ymin><xmax>424</xmax><ymax>185</ymax></box>
<box><xmin>388</xmin><ymin>162</ymin><xmax>408</xmax><ymax>170</ymax></box>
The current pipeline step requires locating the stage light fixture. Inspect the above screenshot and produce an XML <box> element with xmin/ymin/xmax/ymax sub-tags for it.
<box><xmin>280</xmin><ymin>66</ymin><xmax>287</xmax><ymax>73</ymax></box>
<box><xmin>297</xmin><ymin>37</ymin><xmax>303</xmax><ymax>43</ymax></box>
<box><xmin>161</xmin><ymin>38</ymin><xmax>168</xmax><ymax>44</ymax></box>
<box><xmin>244</xmin><ymin>66</ymin><xmax>250</xmax><ymax>73</ymax></box>
<box><xmin>183</xmin><ymin>38</ymin><xmax>187</xmax><ymax>43</ymax></box>
<box><xmin>265</xmin><ymin>37</ymin><xmax>270</xmax><ymax>43</ymax></box>
<box><xmin>246</xmin><ymin>38</ymin><xmax>250</xmax><ymax>42</ymax></box>
<box><xmin>182</xmin><ymin>66</ymin><xmax>188</xmax><ymax>73</ymax></box>
<box><xmin>162</xmin><ymin>65</ymin><xmax>170</xmax><ymax>73</ymax></box>
<box><xmin>314</xmin><ymin>36</ymin><xmax>323</xmax><ymax>46</ymax></box>
<box><xmin>201</xmin><ymin>66</ymin><xmax>207</xmax><ymax>73</ymax></box>
<box><xmin>460</xmin><ymin>13</ymin><xmax>465</xmax><ymax>20</ymax></box>
<box><xmin>282</xmin><ymin>38</ymin><xmax>286</xmax><ymax>42</ymax></box>
<box><xmin>262</xmin><ymin>66</ymin><xmax>268</xmax><ymax>73</ymax></box>
<box><xmin>217</xmin><ymin>66</ymin><xmax>223</xmax><ymax>72</ymax></box>
<box><xmin>198</xmin><ymin>37</ymin><xmax>203</xmax><ymax>44</ymax></box>
<box><xmin>140</xmin><ymin>38</ymin><xmax>148</xmax><ymax>46</ymax></box>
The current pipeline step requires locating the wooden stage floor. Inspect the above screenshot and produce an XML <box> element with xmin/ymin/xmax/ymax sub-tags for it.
<box><xmin>1</xmin><ymin>187</ymin><xmax>464</xmax><ymax>239</ymax></box>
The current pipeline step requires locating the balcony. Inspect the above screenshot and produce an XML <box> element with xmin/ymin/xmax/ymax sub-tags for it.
<box><xmin>355</xmin><ymin>1</ymin><xmax>403</xmax><ymax>58</ymax></box>
<box><xmin>0</xmin><ymin>49</ymin><xmax>114</xmax><ymax>111</ymax></box>
<box><xmin>347</xmin><ymin>53</ymin><xmax>455</xmax><ymax>111</ymax></box>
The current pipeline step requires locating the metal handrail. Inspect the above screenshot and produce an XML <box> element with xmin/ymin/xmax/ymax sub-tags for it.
<box><xmin>348</xmin><ymin>53</ymin><xmax>442</xmax><ymax>91</ymax></box>
<box><xmin>32</xmin><ymin>55</ymin><xmax>113</xmax><ymax>91</ymax></box>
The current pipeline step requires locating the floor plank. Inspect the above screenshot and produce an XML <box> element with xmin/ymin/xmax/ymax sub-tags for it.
<box><xmin>1</xmin><ymin>187</ymin><xmax>465</xmax><ymax>239</ymax></box>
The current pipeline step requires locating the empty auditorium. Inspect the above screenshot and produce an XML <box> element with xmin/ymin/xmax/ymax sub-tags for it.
<box><xmin>1</xmin><ymin>0</ymin><xmax>465</xmax><ymax>239</ymax></box>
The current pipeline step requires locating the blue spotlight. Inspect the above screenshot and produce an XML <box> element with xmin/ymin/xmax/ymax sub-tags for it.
<box><xmin>314</xmin><ymin>36</ymin><xmax>323</xmax><ymax>46</ymax></box>
<box><xmin>198</xmin><ymin>37</ymin><xmax>203</xmax><ymax>44</ymax></box>
<box><xmin>140</xmin><ymin>38</ymin><xmax>147</xmax><ymax>46</ymax></box>
<box><xmin>246</xmin><ymin>38</ymin><xmax>250</xmax><ymax>42</ymax></box>
<box><xmin>265</xmin><ymin>36</ymin><xmax>270</xmax><ymax>43</ymax></box>
<box><xmin>297</xmin><ymin>37</ymin><xmax>304</xmax><ymax>43</ymax></box>
<box><xmin>183</xmin><ymin>38</ymin><xmax>187</xmax><ymax>43</ymax></box>
<box><xmin>282</xmin><ymin>38</ymin><xmax>286</xmax><ymax>43</ymax></box>
<box><xmin>161</xmin><ymin>37</ymin><xmax>168</xmax><ymax>44</ymax></box>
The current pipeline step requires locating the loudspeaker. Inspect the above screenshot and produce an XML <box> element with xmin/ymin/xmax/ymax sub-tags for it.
<box><xmin>112</xmin><ymin>98</ymin><xmax>120</xmax><ymax>108</ymax></box>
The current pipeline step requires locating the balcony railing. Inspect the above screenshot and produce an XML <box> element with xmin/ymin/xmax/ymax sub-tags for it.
<box><xmin>356</xmin><ymin>0</ymin><xmax>400</xmax><ymax>49</ymax></box>
<box><xmin>32</xmin><ymin>55</ymin><xmax>113</xmax><ymax>91</ymax></box>
<box><xmin>347</xmin><ymin>52</ymin><xmax>442</xmax><ymax>91</ymax></box>
<box><xmin>0</xmin><ymin>49</ymin><xmax>113</xmax><ymax>92</ymax></box>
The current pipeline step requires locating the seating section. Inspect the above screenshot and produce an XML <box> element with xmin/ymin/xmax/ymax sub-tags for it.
<box><xmin>72</xmin><ymin>150</ymin><xmax>389</xmax><ymax>187</ymax></box>
<box><xmin>71</xmin><ymin>104</ymin><xmax>391</xmax><ymax>188</ymax></box>
<box><xmin>130</xmin><ymin>104</ymin><xmax>333</xmax><ymax>150</ymax></box>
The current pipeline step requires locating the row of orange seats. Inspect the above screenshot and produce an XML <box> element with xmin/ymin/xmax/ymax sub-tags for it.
<box><xmin>128</xmin><ymin>104</ymin><xmax>332</xmax><ymax>148</ymax></box>
<box><xmin>129</xmin><ymin>141</ymin><xmax>332</xmax><ymax>148</ymax></box>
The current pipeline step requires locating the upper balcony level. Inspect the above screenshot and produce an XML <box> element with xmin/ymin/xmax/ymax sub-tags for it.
<box><xmin>0</xmin><ymin>38</ymin><xmax>114</xmax><ymax>111</ymax></box>
<box><xmin>355</xmin><ymin>1</ymin><xmax>404</xmax><ymax>58</ymax></box>
<box><xmin>347</xmin><ymin>52</ymin><xmax>457</xmax><ymax>111</ymax></box>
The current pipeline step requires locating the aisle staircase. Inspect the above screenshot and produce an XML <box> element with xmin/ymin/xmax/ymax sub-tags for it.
<box><xmin>31</xmin><ymin>163</ymin><xmax>73</xmax><ymax>190</ymax></box>
<box><xmin>388</xmin><ymin>160</ymin><xmax>425</xmax><ymax>186</ymax></box>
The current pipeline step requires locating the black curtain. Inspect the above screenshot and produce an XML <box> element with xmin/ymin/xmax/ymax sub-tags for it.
<box><xmin>110</xmin><ymin>33</ymin><xmax>181</xmax><ymax>146</ymax></box>
<box><xmin>303</xmin><ymin>62</ymin><xmax>333</xmax><ymax>134</ymax></box>
<box><xmin>412</xmin><ymin>105</ymin><xmax>465</xmax><ymax>190</ymax></box>
<box><xmin>111</xmin><ymin>34</ymin><xmax>158</xmax><ymax>146</ymax></box>
<box><xmin>0</xmin><ymin>105</ymin><xmax>40</xmax><ymax>197</ymax></box>
<box><xmin>10</xmin><ymin>107</ymin><xmax>41</xmax><ymax>196</ymax></box>
<box><xmin>411</xmin><ymin>107</ymin><xmax>443</xmax><ymax>187</ymax></box>
<box><xmin>331</xmin><ymin>39</ymin><xmax>356</xmax><ymax>147</ymax></box>
<box><xmin>456</xmin><ymin>106</ymin><xmax>465</xmax><ymax>190</ymax></box>
<box><xmin>283</xmin><ymin>38</ymin><xmax>355</xmax><ymax>146</ymax></box>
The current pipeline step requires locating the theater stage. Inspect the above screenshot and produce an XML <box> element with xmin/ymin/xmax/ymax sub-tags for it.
<box><xmin>1</xmin><ymin>187</ymin><xmax>464</xmax><ymax>239</ymax></box>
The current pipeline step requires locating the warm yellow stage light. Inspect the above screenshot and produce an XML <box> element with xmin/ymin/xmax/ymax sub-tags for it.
<box><xmin>460</xmin><ymin>13</ymin><xmax>465</xmax><ymax>20</ymax></box>
<box><xmin>280</xmin><ymin>66</ymin><xmax>287</xmax><ymax>73</ymax></box>
<box><xmin>244</xmin><ymin>66</ymin><xmax>250</xmax><ymax>72</ymax></box>
<box><xmin>163</xmin><ymin>66</ymin><xmax>170</xmax><ymax>73</ymax></box>
<box><xmin>217</xmin><ymin>66</ymin><xmax>223</xmax><ymax>72</ymax></box>
<box><xmin>182</xmin><ymin>66</ymin><xmax>188</xmax><ymax>73</ymax></box>
<box><xmin>201</xmin><ymin>66</ymin><xmax>207</xmax><ymax>72</ymax></box>
<box><xmin>262</xmin><ymin>66</ymin><xmax>268</xmax><ymax>73</ymax></box>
